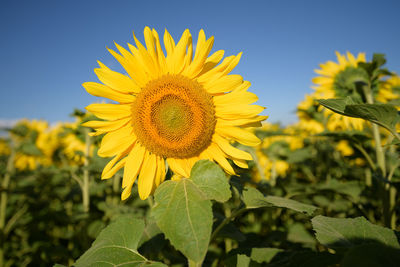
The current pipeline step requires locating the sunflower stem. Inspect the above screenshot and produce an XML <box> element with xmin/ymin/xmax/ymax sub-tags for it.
<box><xmin>362</xmin><ymin>83</ymin><xmax>392</xmax><ymax>227</ymax></box>
<box><xmin>82</xmin><ymin>129</ymin><xmax>91</xmax><ymax>213</ymax></box>
<box><xmin>0</xmin><ymin>145</ymin><xmax>15</xmax><ymax>267</ymax></box>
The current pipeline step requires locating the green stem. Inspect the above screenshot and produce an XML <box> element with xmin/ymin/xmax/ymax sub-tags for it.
<box><xmin>0</xmin><ymin>147</ymin><xmax>15</xmax><ymax>267</ymax></box>
<box><xmin>113</xmin><ymin>173</ymin><xmax>121</xmax><ymax>205</ymax></box>
<box><xmin>210</xmin><ymin>207</ymin><xmax>247</xmax><ymax>241</ymax></box>
<box><xmin>363</xmin><ymin>84</ymin><xmax>386</xmax><ymax>176</ymax></box>
<box><xmin>353</xmin><ymin>143</ymin><xmax>376</xmax><ymax>171</ymax></box>
<box><xmin>82</xmin><ymin>129</ymin><xmax>91</xmax><ymax>213</ymax></box>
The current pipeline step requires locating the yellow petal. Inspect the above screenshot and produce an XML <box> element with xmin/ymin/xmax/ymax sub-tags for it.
<box><xmin>138</xmin><ymin>152</ymin><xmax>157</xmax><ymax>200</ymax></box>
<box><xmin>213</xmin><ymin>134</ymin><xmax>252</xmax><ymax>160</ymax></box>
<box><xmin>216</xmin><ymin>126</ymin><xmax>261</xmax><ymax>146</ymax></box>
<box><xmin>154</xmin><ymin>156</ymin><xmax>166</xmax><ymax>187</ymax></box>
<box><xmin>213</xmin><ymin>90</ymin><xmax>258</xmax><ymax>106</ymax></box>
<box><xmin>110</xmin><ymin>43</ymin><xmax>148</xmax><ymax>87</ymax></box>
<box><xmin>205</xmin><ymin>74</ymin><xmax>243</xmax><ymax>94</ymax></box>
<box><xmin>206</xmin><ymin>144</ymin><xmax>235</xmax><ymax>175</ymax></box>
<box><xmin>98</xmin><ymin>126</ymin><xmax>136</xmax><ymax>157</ymax></box>
<box><xmin>233</xmin><ymin>158</ymin><xmax>248</xmax><ymax>168</ymax></box>
<box><xmin>152</xmin><ymin>28</ymin><xmax>167</xmax><ymax>73</ymax></box>
<box><xmin>216</xmin><ymin>104</ymin><xmax>265</xmax><ymax>119</ymax></box>
<box><xmin>83</xmin><ymin>82</ymin><xmax>135</xmax><ymax>103</ymax></box>
<box><xmin>217</xmin><ymin>116</ymin><xmax>268</xmax><ymax>127</ymax></box>
<box><xmin>167</xmin><ymin>29</ymin><xmax>191</xmax><ymax>74</ymax></box>
<box><xmin>198</xmin><ymin>50</ymin><xmax>225</xmax><ymax>76</ymax></box>
<box><xmin>133</xmin><ymin>30</ymin><xmax>159</xmax><ymax>77</ymax></box>
<box><xmin>85</xmin><ymin>103</ymin><xmax>131</xmax><ymax>120</ymax></box>
<box><xmin>167</xmin><ymin>157</ymin><xmax>190</xmax><ymax>178</ymax></box>
<box><xmin>82</xmin><ymin>117</ymin><xmax>131</xmax><ymax>135</ymax></box>
<box><xmin>163</xmin><ymin>29</ymin><xmax>176</xmax><ymax>58</ymax></box>
<box><xmin>95</xmin><ymin>62</ymin><xmax>140</xmax><ymax>93</ymax></box>
<box><xmin>102</xmin><ymin>151</ymin><xmax>130</xmax><ymax>180</ymax></box>
<box><xmin>122</xmin><ymin>143</ymin><xmax>146</xmax><ymax>188</ymax></box>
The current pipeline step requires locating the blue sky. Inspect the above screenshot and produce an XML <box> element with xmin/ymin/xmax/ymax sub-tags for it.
<box><xmin>1</xmin><ymin>0</ymin><xmax>399</xmax><ymax>126</ymax></box>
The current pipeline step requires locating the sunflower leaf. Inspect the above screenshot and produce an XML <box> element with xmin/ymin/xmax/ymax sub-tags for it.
<box><xmin>311</xmin><ymin>215</ymin><xmax>400</xmax><ymax>249</ymax></box>
<box><xmin>242</xmin><ymin>187</ymin><xmax>318</xmax><ymax>216</ymax></box>
<box><xmin>190</xmin><ymin>160</ymin><xmax>231</xmax><ymax>203</ymax></box>
<box><xmin>74</xmin><ymin>215</ymin><xmax>166</xmax><ymax>267</ymax></box>
<box><xmin>152</xmin><ymin>179</ymin><xmax>213</xmax><ymax>263</ymax></box>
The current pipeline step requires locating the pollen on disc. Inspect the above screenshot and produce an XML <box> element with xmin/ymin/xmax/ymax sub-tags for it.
<box><xmin>132</xmin><ymin>74</ymin><xmax>216</xmax><ymax>158</ymax></box>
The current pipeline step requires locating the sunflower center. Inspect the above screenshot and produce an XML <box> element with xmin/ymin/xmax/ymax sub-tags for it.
<box><xmin>132</xmin><ymin>74</ymin><xmax>216</xmax><ymax>158</ymax></box>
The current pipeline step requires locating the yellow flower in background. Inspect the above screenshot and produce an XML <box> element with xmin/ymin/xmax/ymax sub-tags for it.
<box><xmin>296</xmin><ymin>94</ymin><xmax>324</xmax><ymax>134</ymax></box>
<box><xmin>61</xmin><ymin>122</ymin><xmax>93</xmax><ymax>165</ymax></box>
<box><xmin>12</xmin><ymin>120</ymin><xmax>61</xmax><ymax>170</ymax></box>
<box><xmin>83</xmin><ymin>27</ymin><xmax>266</xmax><ymax>200</ymax></box>
<box><xmin>335</xmin><ymin>140</ymin><xmax>354</xmax><ymax>157</ymax></box>
<box><xmin>253</xmin><ymin>149</ymin><xmax>289</xmax><ymax>182</ymax></box>
<box><xmin>377</xmin><ymin>74</ymin><xmax>400</xmax><ymax>103</ymax></box>
<box><xmin>0</xmin><ymin>139</ymin><xmax>10</xmax><ymax>156</ymax></box>
<box><xmin>313</xmin><ymin>51</ymin><xmax>366</xmax><ymax>131</ymax></box>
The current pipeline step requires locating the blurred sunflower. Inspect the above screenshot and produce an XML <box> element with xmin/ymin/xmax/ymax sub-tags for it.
<box><xmin>0</xmin><ymin>138</ymin><xmax>10</xmax><ymax>156</ymax></box>
<box><xmin>296</xmin><ymin>94</ymin><xmax>324</xmax><ymax>134</ymax></box>
<box><xmin>12</xmin><ymin>120</ymin><xmax>61</xmax><ymax>170</ymax></box>
<box><xmin>313</xmin><ymin>51</ymin><xmax>366</xmax><ymax>131</ymax></box>
<box><xmin>377</xmin><ymin>74</ymin><xmax>400</xmax><ymax>103</ymax></box>
<box><xmin>83</xmin><ymin>27</ymin><xmax>266</xmax><ymax>200</ymax></box>
<box><xmin>61</xmin><ymin>122</ymin><xmax>93</xmax><ymax>165</ymax></box>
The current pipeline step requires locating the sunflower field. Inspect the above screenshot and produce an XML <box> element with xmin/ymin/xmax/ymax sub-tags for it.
<box><xmin>1</xmin><ymin>28</ymin><xmax>400</xmax><ymax>267</ymax></box>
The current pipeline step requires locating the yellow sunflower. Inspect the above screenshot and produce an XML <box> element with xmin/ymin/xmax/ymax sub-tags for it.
<box><xmin>83</xmin><ymin>27</ymin><xmax>267</xmax><ymax>200</ymax></box>
<box><xmin>296</xmin><ymin>93</ymin><xmax>324</xmax><ymax>134</ymax></box>
<box><xmin>313</xmin><ymin>51</ymin><xmax>366</xmax><ymax>131</ymax></box>
<box><xmin>377</xmin><ymin>74</ymin><xmax>400</xmax><ymax>103</ymax></box>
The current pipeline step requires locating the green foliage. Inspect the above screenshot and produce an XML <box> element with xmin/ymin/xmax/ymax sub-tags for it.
<box><xmin>242</xmin><ymin>187</ymin><xmax>318</xmax><ymax>215</ymax></box>
<box><xmin>311</xmin><ymin>215</ymin><xmax>400</xmax><ymax>249</ymax></box>
<box><xmin>190</xmin><ymin>160</ymin><xmax>231</xmax><ymax>202</ymax></box>
<box><xmin>152</xmin><ymin>178</ymin><xmax>213</xmax><ymax>263</ymax></box>
<box><xmin>74</xmin><ymin>215</ymin><xmax>166</xmax><ymax>266</ymax></box>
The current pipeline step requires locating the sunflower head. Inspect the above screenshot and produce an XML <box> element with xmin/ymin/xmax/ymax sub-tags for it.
<box><xmin>313</xmin><ymin>51</ymin><xmax>366</xmax><ymax>130</ymax></box>
<box><xmin>84</xmin><ymin>27</ymin><xmax>266</xmax><ymax>200</ymax></box>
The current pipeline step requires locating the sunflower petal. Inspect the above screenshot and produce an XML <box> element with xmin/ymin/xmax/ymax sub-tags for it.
<box><xmin>138</xmin><ymin>152</ymin><xmax>157</xmax><ymax>200</ymax></box>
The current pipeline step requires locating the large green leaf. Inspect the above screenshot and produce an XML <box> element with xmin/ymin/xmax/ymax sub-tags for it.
<box><xmin>344</xmin><ymin>103</ymin><xmax>399</xmax><ymax>130</ymax></box>
<box><xmin>311</xmin><ymin>216</ymin><xmax>400</xmax><ymax>249</ymax></box>
<box><xmin>243</xmin><ymin>187</ymin><xmax>317</xmax><ymax>216</ymax></box>
<box><xmin>190</xmin><ymin>160</ymin><xmax>231</xmax><ymax>202</ymax></box>
<box><xmin>152</xmin><ymin>179</ymin><xmax>212</xmax><ymax>263</ymax></box>
<box><xmin>318</xmin><ymin>98</ymin><xmax>399</xmax><ymax>134</ymax></box>
<box><xmin>74</xmin><ymin>215</ymin><xmax>166</xmax><ymax>267</ymax></box>
<box><xmin>317</xmin><ymin>97</ymin><xmax>357</xmax><ymax>116</ymax></box>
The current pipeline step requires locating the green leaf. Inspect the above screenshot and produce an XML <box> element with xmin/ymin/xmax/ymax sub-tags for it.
<box><xmin>74</xmin><ymin>215</ymin><xmax>166</xmax><ymax>267</ymax></box>
<box><xmin>344</xmin><ymin>103</ymin><xmax>399</xmax><ymax>130</ymax></box>
<box><xmin>152</xmin><ymin>179</ymin><xmax>212</xmax><ymax>263</ymax></box>
<box><xmin>311</xmin><ymin>215</ymin><xmax>400</xmax><ymax>249</ymax></box>
<box><xmin>341</xmin><ymin>243</ymin><xmax>400</xmax><ymax>267</ymax></box>
<box><xmin>190</xmin><ymin>160</ymin><xmax>231</xmax><ymax>202</ymax></box>
<box><xmin>243</xmin><ymin>187</ymin><xmax>317</xmax><ymax>216</ymax></box>
<box><xmin>53</xmin><ymin>264</ymin><xmax>67</xmax><ymax>267</ymax></box>
<box><xmin>236</xmin><ymin>254</ymin><xmax>251</xmax><ymax>267</ymax></box>
<box><xmin>250</xmin><ymin>247</ymin><xmax>282</xmax><ymax>263</ymax></box>
<box><xmin>287</xmin><ymin>223</ymin><xmax>316</xmax><ymax>245</ymax></box>
<box><xmin>317</xmin><ymin>97</ymin><xmax>357</xmax><ymax>116</ymax></box>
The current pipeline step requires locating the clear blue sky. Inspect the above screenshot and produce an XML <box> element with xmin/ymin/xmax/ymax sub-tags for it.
<box><xmin>1</xmin><ymin>0</ymin><xmax>399</xmax><ymax>126</ymax></box>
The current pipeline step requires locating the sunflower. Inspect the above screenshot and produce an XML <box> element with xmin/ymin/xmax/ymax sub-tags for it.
<box><xmin>11</xmin><ymin>120</ymin><xmax>60</xmax><ymax>170</ymax></box>
<box><xmin>313</xmin><ymin>51</ymin><xmax>366</xmax><ymax>131</ymax></box>
<box><xmin>377</xmin><ymin>74</ymin><xmax>400</xmax><ymax>103</ymax></box>
<box><xmin>83</xmin><ymin>27</ymin><xmax>266</xmax><ymax>200</ymax></box>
